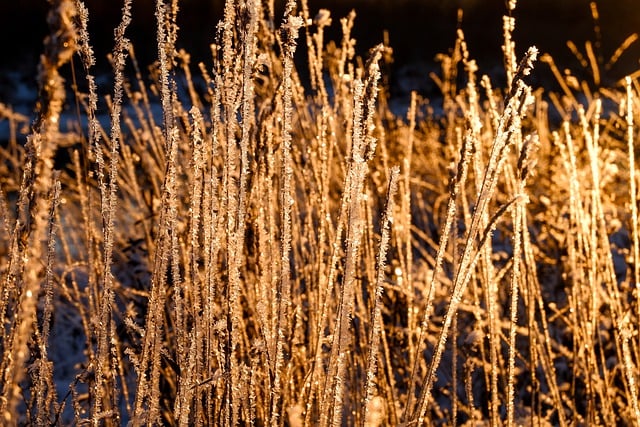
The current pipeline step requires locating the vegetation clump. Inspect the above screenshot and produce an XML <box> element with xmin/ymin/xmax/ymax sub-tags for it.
<box><xmin>0</xmin><ymin>0</ymin><xmax>639</xmax><ymax>425</ymax></box>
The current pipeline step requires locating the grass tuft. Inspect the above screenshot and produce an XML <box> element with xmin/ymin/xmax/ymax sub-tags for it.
<box><xmin>0</xmin><ymin>0</ymin><xmax>639</xmax><ymax>425</ymax></box>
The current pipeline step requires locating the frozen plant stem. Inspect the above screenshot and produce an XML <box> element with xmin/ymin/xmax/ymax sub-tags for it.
<box><xmin>363</xmin><ymin>167</ymin><xmax>399</xmax><ymax>426</ymax></box>
<box><xmin>627</xmin><ymin>78</ymin><xmax>640</xmax><ymax>339</ymax></box>
<box><xmin>271</xmin><ymin>4</ymin><xmax>303</xmax><ymax>426</ymax></box>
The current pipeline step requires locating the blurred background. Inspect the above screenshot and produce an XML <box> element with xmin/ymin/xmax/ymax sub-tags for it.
<box><xmin>1</xmin><ymin>0</ymin><xmax>639</xmax><ymax>100</ymax></box>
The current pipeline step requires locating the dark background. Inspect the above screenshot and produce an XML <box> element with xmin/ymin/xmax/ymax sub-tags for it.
<box><xmin>1</xmin><ymin>0</ymin><xmax>639</xmax><ymax>95</ymax></box>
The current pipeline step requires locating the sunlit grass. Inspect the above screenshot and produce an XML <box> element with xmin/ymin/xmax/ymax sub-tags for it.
<box><xmin>0</xmin><ymin>0</ymin><xmax>639</xmax><ymax>425</ymax></box>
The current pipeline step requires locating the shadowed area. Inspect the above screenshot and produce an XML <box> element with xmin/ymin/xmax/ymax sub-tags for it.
<box><xmin>1</xmin><ymin>0</ymin><xmax>638</xmax><ymax>76</ymax></box>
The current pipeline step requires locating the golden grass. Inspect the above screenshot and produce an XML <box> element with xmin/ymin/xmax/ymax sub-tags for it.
<box><xmin>1</xmin><ymin>0</ymin><xmax>640</xmax><ymax>425</ymax></box>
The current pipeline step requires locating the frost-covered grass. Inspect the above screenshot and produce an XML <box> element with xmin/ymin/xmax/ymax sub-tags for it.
<box><xmin>1</xmin><ymin>0</ymin><xmax>640</xmax><ymax>425</ymax></box>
